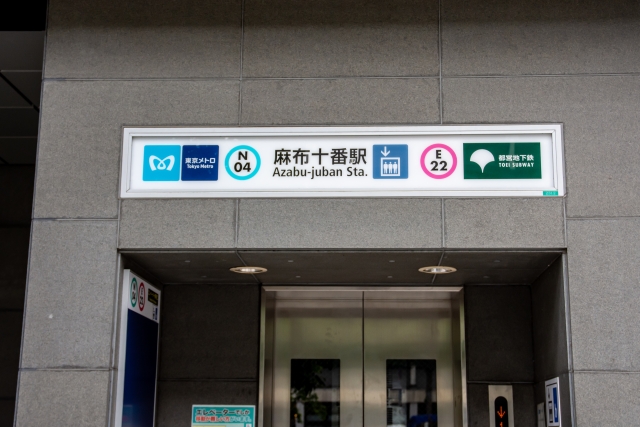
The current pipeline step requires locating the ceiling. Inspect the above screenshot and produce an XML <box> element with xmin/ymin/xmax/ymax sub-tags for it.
<box><xmin>122</xmin><ymin>250</ymin><xmax>563</xmax><ymax>287</ymax></box>
<box><xmin>0</xmin><ymin>31</ymin><xmax>44</xmax><ymax>165</ymax></box>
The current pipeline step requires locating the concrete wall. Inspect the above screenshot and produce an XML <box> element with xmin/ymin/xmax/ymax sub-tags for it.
<box><xmin>532</xmin><ymin>257</ymin><xmax>572</xmax><ymax>427</ymax></box>
<box><xmin>156</xmin><ymin>285</ymin><xmax>260</xmax><ymax>427</ymax></box>
<box><xmin>465</xmin><ymin>286</ymin><xmax>535</xmax><ymax>427</ymax></box>
<box><xmin>16</xmin><ymin>0</ymin><xmax>640</xmax><ymax>425</ymax></box>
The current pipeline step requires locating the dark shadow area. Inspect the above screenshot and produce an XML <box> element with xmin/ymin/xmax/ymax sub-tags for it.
<box><xmin>0</xmin><ymin>166</ymin><xmax>34</xmax><ymax>426</ymax></box>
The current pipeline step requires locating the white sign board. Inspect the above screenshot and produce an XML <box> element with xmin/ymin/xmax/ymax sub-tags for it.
<box><xmin>545</xmin><ymin>377</ymin><xmax>561</xmax><ymax>426</ymax></box>
<box><xmin>120</xmin><ymin>126</ymin><xmax>564</xmax><ymax>198</ymax></box>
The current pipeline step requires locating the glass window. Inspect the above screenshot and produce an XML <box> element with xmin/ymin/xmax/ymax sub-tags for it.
<box><xmin>386</xmin><ymin>360</ymin><xmax>437</xmax><ymax>427</ymax></box>
<box><xmin>290</xmin><ymin>359</ymin><xmax>340</xmax><ymax>427</ymax></box>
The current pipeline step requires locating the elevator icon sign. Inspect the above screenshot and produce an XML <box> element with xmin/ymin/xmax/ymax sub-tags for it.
<box><xmin>373</xmin><ymin>144</ymin><xmax>408</xmax><ymax>179</ymax></box>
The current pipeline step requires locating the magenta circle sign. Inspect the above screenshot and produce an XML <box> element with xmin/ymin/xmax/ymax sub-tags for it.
<box><xmin>138</xmin><ymin>283</ymin><xmax>146</xmax><ymax>311</ymax></box>
<box><xmin>420</xmin><ymin>144</ymin><xmax>457</xmax><ymax>179</ymax></box>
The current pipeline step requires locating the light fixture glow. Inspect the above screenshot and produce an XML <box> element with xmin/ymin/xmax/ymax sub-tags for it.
<box><xmin>230</xmin><ymin>266</ymin><xmax>268</xmax><ymax>274</ymax></box>
<box><xmin>419</xmin><ymin>266</ymin><xmax>457</xmax><ymax>274</ymax></box>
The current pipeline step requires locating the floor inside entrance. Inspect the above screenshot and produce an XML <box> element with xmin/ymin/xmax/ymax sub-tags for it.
<box><xmin>121</xmin><ymin>250</ymin><xmax>571</xmax><ymax>427</ymax></box>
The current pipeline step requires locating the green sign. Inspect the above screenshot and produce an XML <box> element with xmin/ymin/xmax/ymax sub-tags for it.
<box><xmin>192</xmin><ymin>405</ymin><xmax>255</xmax><ymax>427</ymax></box>
<box><xmin>463</xmin><ymin>143</ymin><xmax>542</xmax><ymax>179</ymax></box>
<box><xmin>130</xmin><ymin>278</ymin><xmax>138</xmax><ymax>307</ymax></box>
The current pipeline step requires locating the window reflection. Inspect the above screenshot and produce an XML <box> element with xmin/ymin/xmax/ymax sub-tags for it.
<box><xmin>387</xmin><ymin>360</ymin><xmax>437</xmax><ymax>427</ymax></box>
<box><xmin>290</xmin><ymin>359</ymin><xmax>340</xmax><ymax>427</ymax></box>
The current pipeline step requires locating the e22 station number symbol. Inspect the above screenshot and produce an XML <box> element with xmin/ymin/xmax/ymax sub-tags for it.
<box><xmin>421</xmin><ymin>144</ymin><xmax>458</xmax><ymax>179</ymax></box>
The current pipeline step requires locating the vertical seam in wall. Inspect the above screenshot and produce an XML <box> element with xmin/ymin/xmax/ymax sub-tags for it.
<box><xmin>106</xmin><ymin>200</ymin><xmax>123</xmax><ymax>427</ymax></box>
<box><xmin>527</xmin><ymin>284</ymin><xmax>538</xmax><ymax>385</ymax></box>
<box><xmin>438</xmin><ymin>0</ymin><xmax>443</xmax><ymax>124</ymax></box>
<box><xmin>361</xmin><ymin>292</ymin><xmax>365</xmax><ymax>425</ymax></box>
<box><xmin>238</xmin><ymin>0</ymin><xmax>245</xmax><ymax>125</ymax></box>
<box><xmin>441</xmin><ymin>198</ymin><xmax>445</xmax><ymax>247</ymax></box>
<box><xmin>561</xmin><ymin>253</ymin><xmax>577</xmax><ymax>427</ymax></box>
<box><xmin>563</xmin><ymin>197</ymin><xmax>568</xmax><ymax>247</ymax></box>
<box><xmin>235</xmin><ymin>199</ymin><xmax>240</xmax><ymax>248</ymax></box>
<box><xmin>107</xmin><ymin>254</ymin><xmax>122</xmax><ymax>427</ymax></box>
<box><xmin>15</xmin><ymin>202</ymin><xmax>34</xmax><ymax>427</ymax></box>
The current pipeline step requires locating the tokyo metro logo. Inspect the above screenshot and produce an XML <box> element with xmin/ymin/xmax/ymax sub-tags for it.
<box><xmin>149</xmin><ymin>155</ymin><xmax>175</xmax><ymax>171</ymax></box>
<box><xmin>143</xmin><ymin>145</ymin><xmax>181</xmax><ymax>181</ymax></box>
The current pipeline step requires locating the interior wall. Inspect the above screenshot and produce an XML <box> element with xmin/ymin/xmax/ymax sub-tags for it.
<box><xmin>464</xmin><ymin>285</ymin><xmax>535</xmax><ymax>427</ymax></box>
<box><xmin>0</xmin><ymin>166</ymin><xmax>33</xmax><ymax>426</ymax></box>
<box><xmin>532</xmin><ymin>256</ymin><xmax>572</xmax><ymax>427</ymax></box>
<box><xmin>156</xmin><ymin>284</ymin><xmax>260</xmax><ymax>427</ymax></box>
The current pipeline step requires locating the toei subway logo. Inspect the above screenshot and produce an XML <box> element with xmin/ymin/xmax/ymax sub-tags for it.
<box><xmin>143</xmin><ymin>145</ymin><xmax>181</xmax><ymax>181</ymax></box>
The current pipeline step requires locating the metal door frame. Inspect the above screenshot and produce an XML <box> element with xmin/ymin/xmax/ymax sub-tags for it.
<box><xmin>258</xmin><ymin>286</ymin><xmax>468</xmax><ymax>427</ymax></box>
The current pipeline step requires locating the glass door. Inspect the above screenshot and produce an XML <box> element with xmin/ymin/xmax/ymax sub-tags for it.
<box><xmin>260</xmin><ymin>288</ymin><xmax>465</xmax><ymax>427</ymax></box>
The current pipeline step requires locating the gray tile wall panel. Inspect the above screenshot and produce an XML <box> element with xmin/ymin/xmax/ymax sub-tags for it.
<box><xmin>241</xmin><ymin>78</ymin><xmax>440</xmax><ymax>125</ymax></box>
<box><xmin>15</xmin><ymin>370</ymin><xmax>110</xmax><ymax>427</ymax></box>
<box><xmin>35</xmin><ymin>80</ymin><xmax>239</xmax><ymax>219</ymax></box>
<box><xmin>444</xmin><ymin>198</ymin><xmax>565</xmax><ymax>248</ymax></box>
<box><xmin>45</xmin><ymin>0</ymin><xmax>242</xmax><ymax>78</ymax></box>
<box><xmin>532</xmin><ymin>257</ymin><xmax>569</xmax><ymax>382</ymax></box>
<box><xmin>442</xmin><ymin>76</ymin><xmax>640</xmax><ymax>218</ymax></box>
<box><xmin>156</xmin><ymin>381</ymin><xmax>257</xmax><ymax>427</ymax></box>
<box><xmin>465</xmin><ymin>286</ymin><xmax>534</xmax><ymax>382</ymax></box>
<box><xmin>243</xmin><ymin>0</ymin><xmax>439</xmax><ymax>77</ymax></box>
<box><xmin>159</xmin><ymin>285</ymin><xmax>260</xmax><ymax>380</ymax></box>
<box><xmin>574</xmin><ymin>372</ymin><xmax>640</xmax><ymax>426</ymax></box>
<box><xmin>442</xmin><ymin>0</ymin><xmax>640</xmax><ymax>76</ymax></box>
<box><xmin>21</xmin><ymin>220</ymin><xmax>117</xmax><ymax>368</ymax></box>
<box><xmin>567</xmin><ymin>219</ymin><xmax>640</xmax><ymax>371</ymax></box>
<box><xmin>119</xmin><ymin>200</ymin><xmax>236</xmax><ymax>249</ymax></box>
<box><xmin>237</xmin><ymin>199</ymin><xmax>442</xmax><ymax>249</ymax></box>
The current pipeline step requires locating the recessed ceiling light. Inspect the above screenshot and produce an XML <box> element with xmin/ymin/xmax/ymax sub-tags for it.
<box><xmin>419</xmin><ymin>266</ymin><xmax>457</xmax><ymax>274</ymax></box>
<box><xmin>388</xmin><ymin>276</ymin><xmax>393</xmax><ymax>278</ymax></box>
<box><xmin>230</xmin><ymin>266</ymin><xmax>268</xmax><ymax>274</ymax></box>
<box><xmin>288</xmin><ymin>260</ymin><xmax>294</xmax><ymax>263</ymax></box>
<box><xmin>185</xmin><ymin>260</ymin><xmax>191</xmax><ymax>263</ymax></box>
<box><xmin>389</xmin><ymin>260</ymin><xmax>395</xmax><ymax>263</ymax></box>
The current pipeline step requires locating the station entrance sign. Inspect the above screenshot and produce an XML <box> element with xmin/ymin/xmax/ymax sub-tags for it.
<box><xmin>120</xmin><ymin>125</ymin><xmax>564</xmax><ymax>198</ymax></box>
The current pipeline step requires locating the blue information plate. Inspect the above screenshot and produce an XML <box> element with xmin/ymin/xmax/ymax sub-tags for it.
<box><xmin>181</xmin><ymin>145</ymin><xmax>219</xmax><ymax>181</ymax></box>
<box><xmin>372</xmin><ymin>144</ymin><xmax>408</xmax><ymax>179</ymax></box>
<box><xmin>192</xmin><ymin>405</ymin><xmax>255</xmax><ymax>427</ymax></box>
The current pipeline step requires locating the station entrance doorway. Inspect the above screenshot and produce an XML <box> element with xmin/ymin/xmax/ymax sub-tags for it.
<box><xmin>260</xmin><ymin>288</ymin><xmax>466</xmax><ymax>427</ymax></box>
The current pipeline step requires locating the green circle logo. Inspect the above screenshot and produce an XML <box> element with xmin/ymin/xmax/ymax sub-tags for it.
<box><xmin>130</xmin><ymin>278</ymin><xmax>138</xmax><ymax>307</ymax></box>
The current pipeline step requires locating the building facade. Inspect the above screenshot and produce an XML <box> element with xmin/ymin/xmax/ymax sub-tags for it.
<box><xmin>5</xmin><ymin>0</ymin><xmax>640</xmax><ymax>426</ymax></box>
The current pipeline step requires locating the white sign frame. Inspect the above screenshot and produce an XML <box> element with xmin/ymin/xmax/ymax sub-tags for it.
<box><xmin>120</xmin><ymin>125</ymin><xmax>564</xmax><ymax>198</ymax></box>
